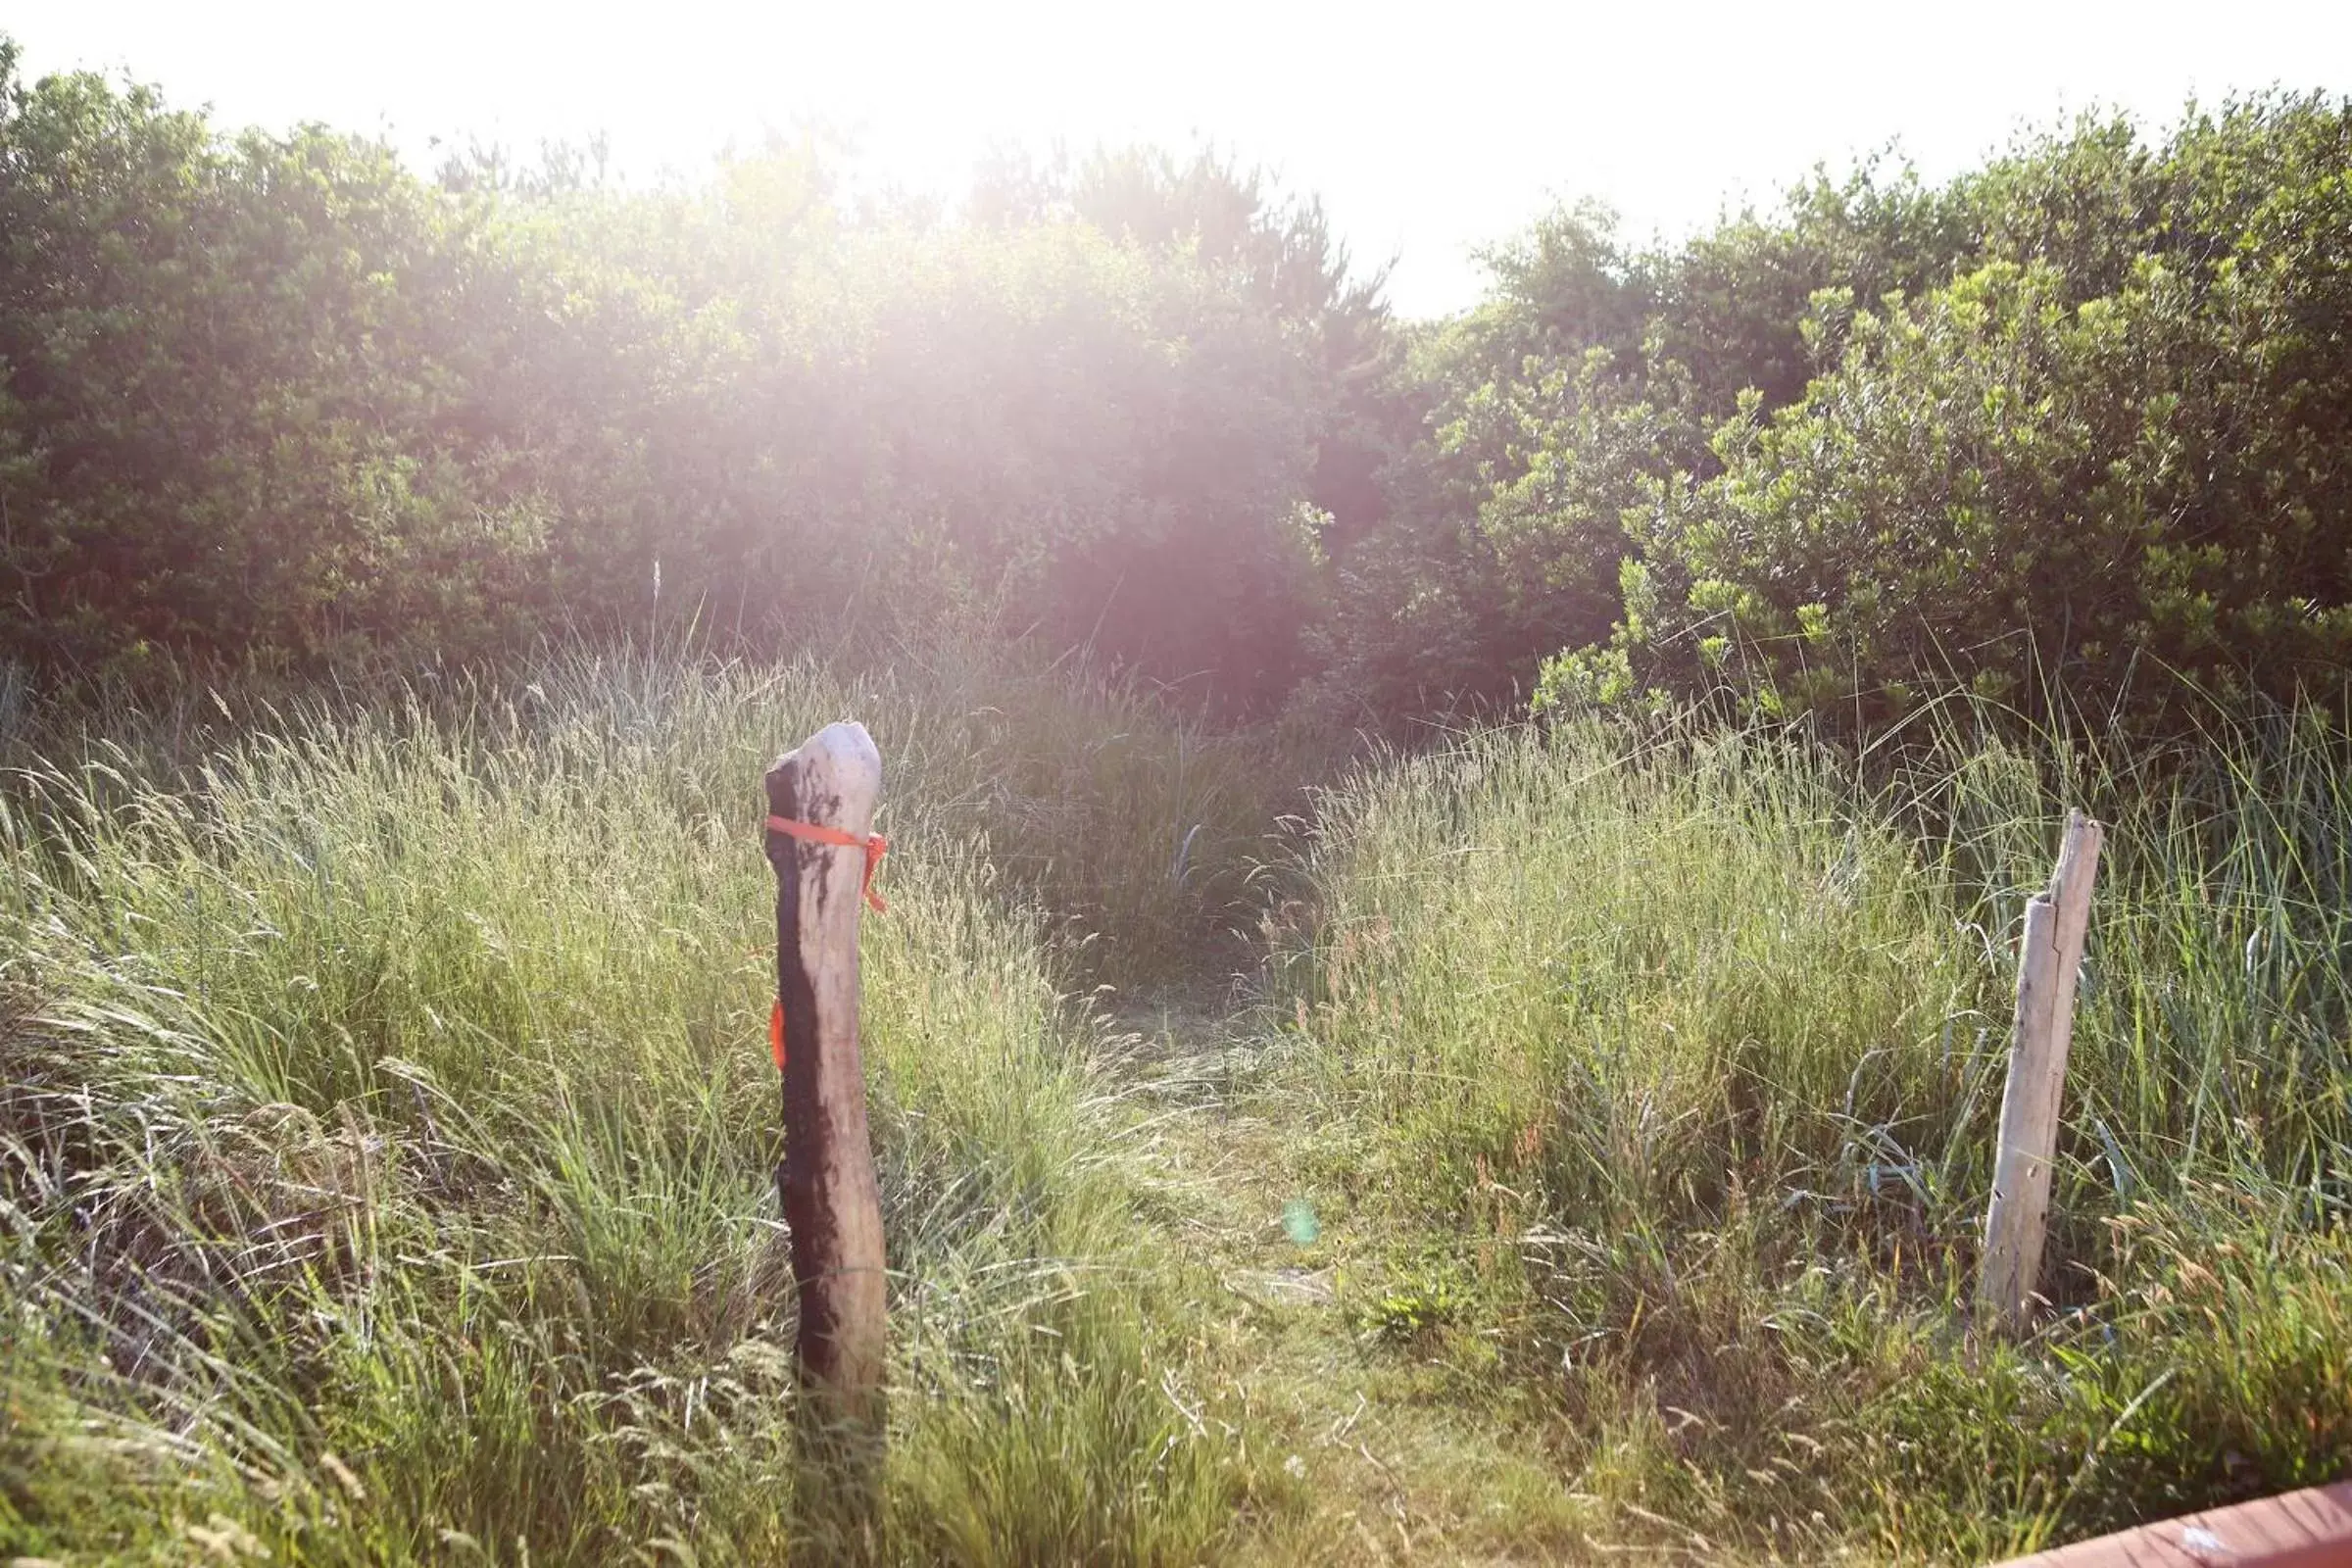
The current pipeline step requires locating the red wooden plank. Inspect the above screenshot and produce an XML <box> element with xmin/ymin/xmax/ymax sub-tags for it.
<box><xmin>1994</xmin><ymin>1483</ymin><xmax>2352</xmax><ymax>1568</ymax></box>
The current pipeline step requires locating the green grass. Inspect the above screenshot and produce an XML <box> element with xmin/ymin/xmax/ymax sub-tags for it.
<box><xmin>1263</xmin><ymin>704</ymin><xmax>2352</xmax><ymax>1560</ymax></box>
<box><xmin>7</xmin><ymin>649</ymin><xmax>2352</xmax><ymax>1564</ymax></box>
<box><xmin>0</xmin><ymin>644</ymin><xmax>1290</xmax><ymax>1564</ymax></box>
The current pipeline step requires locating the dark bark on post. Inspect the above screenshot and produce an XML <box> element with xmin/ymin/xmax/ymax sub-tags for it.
<box><xmin>764</xmin><ymin>722</ymin><xmax>888</xmax><ymax>1485</ymax></box>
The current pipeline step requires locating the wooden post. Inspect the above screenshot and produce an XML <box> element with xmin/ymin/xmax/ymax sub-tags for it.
<box><xmin>764</xmin><ymin>722</ymin><xmax>889</xmax><ymax>1450</ymax></box>
<box><xmin>1979</xmin><ymin>808</ymin><xmax>2104</xmax><ymax>1334</ymax></box>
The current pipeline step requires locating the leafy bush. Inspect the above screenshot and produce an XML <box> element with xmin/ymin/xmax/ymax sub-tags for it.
<box><xmin>1320</xmin><ymin>95</ymin><xmax>2352</xmax><ymax>735</ymax></box>
<box><xmin>0</xmin><ymin>40</ymin><xmax>1382</xmax><ymax>709</ymax></box>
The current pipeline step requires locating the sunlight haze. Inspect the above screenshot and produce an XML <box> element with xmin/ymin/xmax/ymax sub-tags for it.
<box><xmin>13</xmin><ymin>0</ymin><xmax>2352</xmax><ymax>1552</ymax></box>
<box><xmin>15</xmin><ymin>1</ymin><xmax>2352</xmax><ymax>315</ymax></box>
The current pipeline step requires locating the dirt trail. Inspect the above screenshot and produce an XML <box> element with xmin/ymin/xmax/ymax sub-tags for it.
<box><xmin>1104</xmin><ymin>985</ymin><xmax>1596</xmax><ymax>1566</ymax></box>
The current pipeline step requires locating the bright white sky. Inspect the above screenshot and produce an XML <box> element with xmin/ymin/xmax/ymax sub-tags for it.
<box><xmin>13</xmin><ymin>1</ymin><xmax>2352</xmax><ymax>317</ymax></box>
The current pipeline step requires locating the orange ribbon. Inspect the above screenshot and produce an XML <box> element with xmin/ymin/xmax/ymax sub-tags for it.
<box><xmin>764</xmin><ymin>815</ymin><xmax>888</xmax><ymax>913</ymax></box>
<box><xmin>764</xmin><ymin>814</ymin><xmax>889</xmax><ymax>1069</ymax></box>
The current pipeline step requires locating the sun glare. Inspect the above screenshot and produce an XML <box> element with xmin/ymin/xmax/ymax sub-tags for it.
<box><xmin>17</xmin><ymin>0</ymin><xmax>2351</xmax><ymax>314</ymax></box>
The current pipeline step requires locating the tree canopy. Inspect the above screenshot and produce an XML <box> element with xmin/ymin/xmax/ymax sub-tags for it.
<box><xmin>5</xmin><ymin>37</ymin><xmax>2350</xmax><ymax>734</ymax></box>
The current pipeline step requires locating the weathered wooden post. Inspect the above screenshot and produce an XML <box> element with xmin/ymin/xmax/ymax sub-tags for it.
<box><xmin>1979</xmin><ymin>808</ymin><xmax>2103</xmax><ymax>1335</ymax></box>
<box><xmin>763</xmin><ymin>721</ymin><xmax>889</xmax><ymax>1463</ymax></box>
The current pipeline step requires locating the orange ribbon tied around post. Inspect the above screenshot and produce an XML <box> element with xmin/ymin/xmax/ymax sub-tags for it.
<box><xmin>764</xmin><ymin>814</ymin><xmax>889</xmax><ymax>1069</ymax></box>
<box><xmin>765</xmin><ymin>815</ymin><xmax>889</xmax><ymax>914</ymax></box>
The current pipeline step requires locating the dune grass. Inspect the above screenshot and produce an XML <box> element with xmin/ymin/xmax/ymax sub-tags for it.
<box><xmin>8</xmin><ymin>647</ymin><xmax>2352</xmax><ymax>1565</ymax></box>
<box><xmin>0</xmin><ymin>644</ymin><xmax>1293</xmax><ymax>1564</ymax></box>
<box><xmin>1263</xmin><ymin>703</ymin><xmax>2352</xmax><ymax>1560</ymax></box>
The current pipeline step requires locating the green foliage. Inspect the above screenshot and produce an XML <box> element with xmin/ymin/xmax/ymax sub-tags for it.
<box><xmin>1266</xmin><ymin>700</ymin><xmax>2352</xmax><ymax>1555</ymax></box>
<box><xmin>1345</xmin><ymin>1253</ymin><xmax>1474</xmax><ymax>1345</ymax></box>
<box><xmin>9</xmin><ymin>33</ymin><xmax>2349</xmax><ymax>737</ymax></box>
<box><xmin>1593</xmin><ymin>152</ymin><xmax>2352</xmax><ymax>725</ymax></box>
<box><xmin>0</xmin><ymin>51</ymin><xmax>535</xmax><ymax>667</ymax></box>
<box><xmin>0</xmin><ymin>45</ymin><xmax>1378</xmax><ymax>708</ymax></box>
<box><xmin>13</xmin><ymin>37</ymin><xmax>2352</xmax><ymax>1556</ymax></box>
<box><xmin>0</xmin><ymin>644</ymin><xmax>1289</xmax><ymax>1561</ymax></box>
<box><xmin>1323</xmin><ymin>96</ymin><xmax>2352</xmax><ymax>735</ymax></box>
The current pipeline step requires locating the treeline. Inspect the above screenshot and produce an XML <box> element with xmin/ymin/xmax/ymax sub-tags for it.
<box><xmin>1364</xmin><ymin>97</ymin><xmax>2352</xmax><ymax>732</ymax></box>
<box><xmin>5</xmin><ymin>35</ymin><xmax>2350</xmax><ymax>731</ymax></box>
<box><xmin>0</xmin><ymin>37</ymin><xmax>1390</xmax><ymax>701</ymax></box>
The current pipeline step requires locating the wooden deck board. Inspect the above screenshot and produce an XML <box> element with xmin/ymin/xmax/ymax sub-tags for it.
<box><xmin>1995</xmin><ymin>1483</ymin><xmax>2352</xmax><ymax>1568</ymax></box>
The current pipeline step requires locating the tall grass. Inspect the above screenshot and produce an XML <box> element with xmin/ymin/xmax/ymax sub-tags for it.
<box><xmin>1269</xmin><ymin>704</ymin><xmax>2352</xmax><ymax>1560</ymax></box>
<box><xmin>0</xmin><ymin>645</ymin><xmax>1286</xmax><ymax>1563</ymax></box>
<box><xmin>14</xmin><ymin>641</ymin><xmax>2351</xmax><ymax>1563</ymax></box>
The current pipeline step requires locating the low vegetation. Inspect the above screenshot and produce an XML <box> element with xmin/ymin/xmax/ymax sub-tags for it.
<box><xmin>0</xmin><ymin>645</ymin><xmax>1298</xmax><ymax>1563</ymax></box>
<box><xmin>8</xmin><ymin>650</ymin><xmax>2352</xmax><ymax>1562</ymax></box>
<box><xmin>5</xmin><ymin>27</ymin><xmax>2351</xmax><ymax>1567</ymax></box>
<box><xmin>1265</xmin><ymin>701</ymin><xmax>2352</xmax><ymax>1558</ymax></box>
